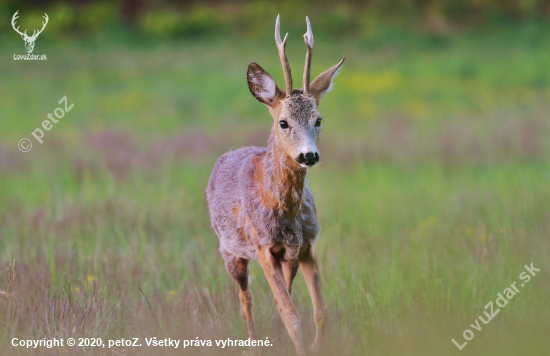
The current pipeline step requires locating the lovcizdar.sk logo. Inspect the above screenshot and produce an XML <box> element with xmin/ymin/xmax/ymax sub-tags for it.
<box><xmin>12</xmin><ymin>10</ymin><xmax>48</xmax><ymax>60</ymax></box>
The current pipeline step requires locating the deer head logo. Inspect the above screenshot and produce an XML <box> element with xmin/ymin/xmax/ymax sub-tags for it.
<box><xmin>11</xmin><ymin>11</ymin><xmax>49</xmax><ymax>54</ymax></box>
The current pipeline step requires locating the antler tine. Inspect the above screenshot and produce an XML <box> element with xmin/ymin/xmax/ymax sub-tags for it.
<box><xmin>275</xmin><ymin>15</ymin><xmax>293</xmax><ymax>97</ymax></box>
<box><xmin>11</xmin><ymin>10</ymin><xmax>25</xmax><ymax>37</ymax></box>
<box><xmin>34</xmin><ymin>13</ymin><xmax>49</xmax><ymax>38</ymax></box>
<box><xmin>302</xmin><ymin>16</ymin><xmax>314</xmax><ymax>95</ymax></box>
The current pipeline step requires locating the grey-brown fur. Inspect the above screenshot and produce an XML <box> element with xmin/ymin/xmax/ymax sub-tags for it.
<box><xmin>208</xmin><ymin>124</ymin><xmax>319</xmax><ymax>261</ymax></box>
<box><xmin>206</xmin><ymin>16</ymin><xmax>344</xmax><ymax>356</ymax></box>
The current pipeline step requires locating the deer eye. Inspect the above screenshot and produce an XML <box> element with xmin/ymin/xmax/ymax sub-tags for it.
<box><xmin>279</xmin><ymin>120</ymin><xmax>289</xmax><ymax>129</ymax></box>
<box><xmin>315</xmin><ymin>118</ymin><xmax>322</xmax><ymax>127</ymax></box>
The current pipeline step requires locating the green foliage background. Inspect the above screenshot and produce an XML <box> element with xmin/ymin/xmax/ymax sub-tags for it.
<box><xmin>2</xmin><ymin>0</ymin><xmax>550</xmax><ymax>39</ymax></box>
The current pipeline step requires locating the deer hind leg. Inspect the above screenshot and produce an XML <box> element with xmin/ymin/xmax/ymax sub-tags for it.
<box><xmin>222</xmin><ymin>250</ymin><xmax>257</xmax><ymax>339</ymax></box>
<box><xmin>258</xmin><ymin>245</ymin><xmax>305</xmax><ymax>356</ymax></box>
<box><xmin>282</xmin><ymin>259</ymin><xmax>300</xmax><ymax>294</ymax></box>
<box><xmin>299</xmin><ymin>243</ymin><xmax>326</xmax><ymax>352</ymax></box>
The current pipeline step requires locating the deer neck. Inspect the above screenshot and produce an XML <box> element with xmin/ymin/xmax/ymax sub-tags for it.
<box><xmin>260</xmin><ymin>130</ymin><xmax>307</xmax><ymax>220</ymax></box>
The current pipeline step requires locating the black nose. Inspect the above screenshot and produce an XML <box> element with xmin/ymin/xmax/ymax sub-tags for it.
<box><xmin>296</xmin><ymin>152</ymin><xmax>319</xmax><ymax>166</ymax></box>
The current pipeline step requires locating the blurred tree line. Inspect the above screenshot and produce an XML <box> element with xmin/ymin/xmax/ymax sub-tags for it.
<box><xmin>2</xmin><ymin>0</ymin><xmax>550</xmax><ymax>39</ymax></box>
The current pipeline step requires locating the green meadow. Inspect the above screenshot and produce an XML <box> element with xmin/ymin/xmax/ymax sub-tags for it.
<box><xmin>1</xmin><ymin>22</ymin><xmax>549</xmax><ymax>355</ymax></box>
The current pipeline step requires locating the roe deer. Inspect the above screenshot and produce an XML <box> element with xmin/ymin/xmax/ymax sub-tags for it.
<box><xmin>207</xmin><ymin>15</ymin><xmax>344</xmax><ymax>356</ymax></box>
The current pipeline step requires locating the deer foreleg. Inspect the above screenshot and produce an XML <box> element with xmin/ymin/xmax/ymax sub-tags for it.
<box><xmin>258</xmin><ymin>245</ymin><xmax>305</xmax><ymax>356</ymax></box>
<box><xmin>299</xmin><ymin>243</ymin><xmax>326</xmax><ymax>352</ymax></box>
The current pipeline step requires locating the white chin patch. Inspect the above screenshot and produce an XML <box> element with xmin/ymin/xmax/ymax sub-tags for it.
<box><xmin>299</xmin><ymin>163</ymin><xmax>309</xmax><ymax>168</ymax></box>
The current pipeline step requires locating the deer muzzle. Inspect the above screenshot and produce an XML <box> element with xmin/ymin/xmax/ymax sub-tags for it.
<box><xmin>296</xmin><ymin>152</ymin><xmax>319</xmax><ymax>167</ymax></box>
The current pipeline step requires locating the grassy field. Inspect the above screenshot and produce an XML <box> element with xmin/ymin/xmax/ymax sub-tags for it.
<box><xmin>1</xmin><ymin>23</ymin><xmax>550</xmax><ymax>355</ymax></box>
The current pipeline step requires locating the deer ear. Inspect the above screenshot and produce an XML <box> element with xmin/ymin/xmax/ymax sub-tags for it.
<box><xmin>247</xmin><ymin>62</ymin><xmax>284</xmax><ymax>106</ymax></box>
<box><xmin>310</xmin><ymin>56</ymin><xmax>345</xmax><ymax>106</ymax></box>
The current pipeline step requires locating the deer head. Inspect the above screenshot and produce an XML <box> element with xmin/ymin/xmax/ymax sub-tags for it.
<box><xmin>247</xmin><ymin>15</ymin><xmax>344</xmax><ymax>168</ymax></box>
<box><xmin>12</xmin><ymin>11</ymin><xmax>49</xmax><ymax>54</ymax></box>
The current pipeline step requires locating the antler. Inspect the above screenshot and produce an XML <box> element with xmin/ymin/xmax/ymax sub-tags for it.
<box><xmin>11</xmin><ymin>11</ymin><xmax>27</xmax><ymax>38</ymax></box>
<box><xmin>275</xmin><ymin>15</ymin><xmax>293</xmax><ymax>97</ymax></box>
<box><xmin>30</xmin><ymin>13</ymin><xmax>48</xmax><ymax>39</ymax></box>
<box><xmin>302</xmin><ymin>17</ymin><xmax>314</xmax><ymax>95</ymax></box>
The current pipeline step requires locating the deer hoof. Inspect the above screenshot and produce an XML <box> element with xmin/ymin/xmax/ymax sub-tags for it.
<box><xmin>309</xmin><ymin>339</ymin><xmax>321</xmax><ymax>354</ymax></box>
